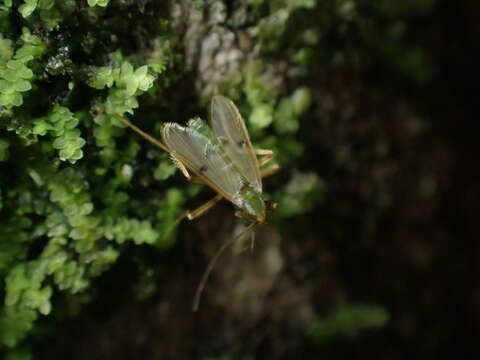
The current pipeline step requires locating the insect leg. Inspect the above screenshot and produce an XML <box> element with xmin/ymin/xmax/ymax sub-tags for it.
<box><xmin>255</xmin><ymin>148</ymin><xmax>274</xmax><ymax>156</ymax></box>
<box><xmin>187</xmin><ymin>194</ymin><xmax>223</xmax><ymax>220</ymax></box>
<box><xmin>255</xmin><ymin>149</ymin><xmax>279</xmax><ymax>178</ymax></box>
<box><xmin>250</xmin><ymin>230</ymin><xmax>255</xmax><ymax>252</ymax></box>
<box><xmin>255</xmin><ymin>149</ymin><xmax>275</xmax><ymax>167</ymax></box>
<box><xmin>189</xmin><ymin>176</ymin><xmax>207</xmax><ymax>185</ymax></box>
<box><xmin>119</xmin><ymin>116</ymin><xmax>170</xmax><ymax>152</ymax></box>
<box><xmin>260</xmin><ymin>163</ymin><xmax>280</xmax><ymax>178</ymax></box>
<box><xmin>163</xmin><ymin>189</ymin><xmax>221</xmax><ymax>239</ymax></box>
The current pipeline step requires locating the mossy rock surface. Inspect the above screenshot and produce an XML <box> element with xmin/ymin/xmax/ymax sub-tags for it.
<box><xmin>0</xmin><ymin>1</ymin><xmax>476</xmax><ymax>359</ymax></box>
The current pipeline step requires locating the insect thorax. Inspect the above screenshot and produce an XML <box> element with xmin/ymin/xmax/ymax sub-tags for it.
<box><xmin>236</xmin><ymin>186</ymin><xmax>266</xmax><ymax>223</ymax></box>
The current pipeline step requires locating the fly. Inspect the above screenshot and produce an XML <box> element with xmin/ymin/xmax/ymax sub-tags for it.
<box><xmin>120</xmin><ymin>95</ymin><xmax>279</xmax><ymax>310</ymax></box>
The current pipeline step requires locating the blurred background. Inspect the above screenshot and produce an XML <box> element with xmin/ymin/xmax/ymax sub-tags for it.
<box><xmin>0</xmin><ymin>0</ymin><xmax>477</xmax><ymax>359</ymax></box>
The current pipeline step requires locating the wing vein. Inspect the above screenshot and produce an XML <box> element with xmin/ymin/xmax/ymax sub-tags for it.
<box><xmin>162</xmin><ymin>122</ymin><xmax>244</xmax><ymax>205</ymax></box>
<box><xmin>210</xmin><ymin>95</ymin><xmax>262</xmax><ymax>192</ymax></box>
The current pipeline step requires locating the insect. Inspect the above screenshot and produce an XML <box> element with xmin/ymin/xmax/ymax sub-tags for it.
<box><xmin>121</xmin><ymin>95</ymin><xmax>278</xmax><ymax>310</ymax></box>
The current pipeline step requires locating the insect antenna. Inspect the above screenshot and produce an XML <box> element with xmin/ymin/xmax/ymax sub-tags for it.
<box><xmin>118</xmin><ymin>116</ymin><xmax>170</xmax><ymax>153</ymax></box>
<box><xmin>192</xmin><ymin>221</ymin><xmax>258</xmax><ymax>312</ymax></box>
<box><xmin>161</xmin><ymin>211</ymin><xmax>189</xmax><ymax>242</ymax></box>
<box><xmin>250</xmin><ymin>230</ymin><xmax>255</xmax><ymax>252</ymax></box>
<box><xmin>238</xmin><ymin>230</ymin><xmax>256</xmax><ymax>254</ymax></box>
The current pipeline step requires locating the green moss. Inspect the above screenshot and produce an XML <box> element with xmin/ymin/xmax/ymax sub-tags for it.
<box><xmin>273</xmin><ymin>87</ymin><xmax>312</xmax><ymax>135</ymax></box>
<box><xmin>308</xmin><ymin>303</ymin><xmax>390</xmax><ymax>343</ymax></box>
<box><xmin>4</xmin><ymin>347</ymin><xmax>32</xmax><ymax>360</ymax></box>
<box><xmin>0</xmin><ymin>0</ymin><xmax>184</xmax><ymax>351</ymax></box>
<box><xmin>32</xmin><ymin>106</ymin><xmax>86</xmax><ymax>163</ymax></box>
<box><xmin>273</xmin><ymin>171</ymin><xmax>325</xmax><ymax>219</ymax></box>
<box><xmin>0</xmin><ymin>28</ymin><xmax>45</xmax><ymax>110</ymax></box>
<box><xmin>87</xmin><ymin>0</ymin><xmax>109</xmax><ymax>7</ymax></box>
<box><xmin>0</xmin><ymin>137</ymin><xmax>9</xmax><ymax>161</ymax></box>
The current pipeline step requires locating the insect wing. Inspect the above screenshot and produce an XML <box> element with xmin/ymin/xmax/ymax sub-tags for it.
<box><xmin>162</xmin><ymin>122</ymin><xmax>244</xmax><ymax>205</ymax></box>
<box><xmin>210</xmin><ymin>96</ymin><xmax>262</xmax><ymax>192</ymax></box>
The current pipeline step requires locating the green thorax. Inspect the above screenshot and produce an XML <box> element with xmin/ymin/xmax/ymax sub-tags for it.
<box><xmin>238</xmin><ymin>187</ymin><xmax>266</xmax><ymax>223</ymax></box>
<box><xmin>188</xmin><ymin>117</ymin><xmax>216</xmax><ymax>141</ymax></box>
<box><xmin>188</xmin><ymin>118</ymin><xmax>266</xmax><ymax>222</ymax></box>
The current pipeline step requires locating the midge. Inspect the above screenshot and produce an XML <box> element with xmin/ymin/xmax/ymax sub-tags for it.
<box><xmin>121</xmin><ymin>95</ymin><xmax>278</xmax><ymax>310</ymax></box>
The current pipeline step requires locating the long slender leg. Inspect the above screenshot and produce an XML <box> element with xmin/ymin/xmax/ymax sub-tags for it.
<box><xmin>255</xmin><ymin>148</ymin><xmax>274</xmax><ymax>156</ymax></box>
<box><xmin>189</xmin><ymin>176</ymin><xmax>206</xmax><ymax>185</ymax></box>
<box><xmin>255</xmin><ymin>148</ymin><xmax>279</xmax><ymax>178</ymax></box>
<box><xmin>261</xmin><ymin>163</ymin><xmax>280</xmax><ymax>178</ymax></box>
<box><xmin>119</xmin><ymin>116</ymin><xmax>170</xmax><ymax>152</ymax></box>
<box><xmin>163</xmin><ymin>189</ymin><xmax>220</xmax><ymax>239</ymax></box>
<box><xmin>250</xmin><ymin>230</ymin><xmax>255</xmax><ymax>252</ymax></box>
<box><xmin>187</xmin><ymin>194</ymin><xmax>223</xmax><ymax>220</ymax></box>
<box><xmin>255</xmin><ymin>149</ymin><xmax>275</xmax><ymax>167</ymax></box>
<box><xmin>258</xmin><ymin>155</ymin><xmax>274</xmax><ymax>168</ymax></box>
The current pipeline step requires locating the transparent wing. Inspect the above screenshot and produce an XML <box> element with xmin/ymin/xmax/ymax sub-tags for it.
<box><xmin>162</xmin><ymin>122</ymin><xmax>244</xmax><ymax>206</ymax></box>
<box><xmin>210</xmin><ymin>95</ymin><xmax>262</xmax><ymax>192</ymax></box>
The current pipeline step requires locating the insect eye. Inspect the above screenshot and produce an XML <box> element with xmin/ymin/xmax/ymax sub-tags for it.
<box><xmin>237</xmin><ymin>140</ymin><xmax>246</xmax><ymax>148</ymax></box>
